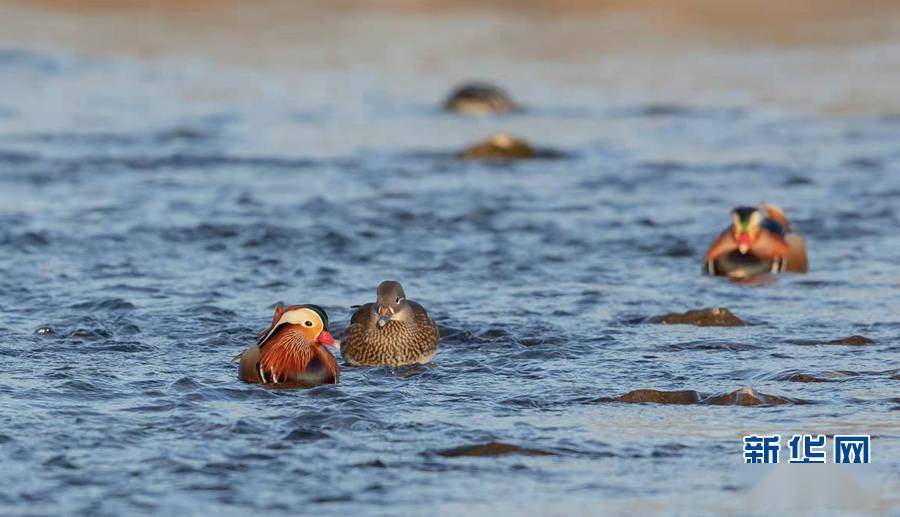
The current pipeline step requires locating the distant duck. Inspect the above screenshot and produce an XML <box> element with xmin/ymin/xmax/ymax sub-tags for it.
<box><xmin>704</xmin><ymin>204</ymin><xmax>808</xmax><ymax>278</ymax></box>
<box><xmin>342</xmin><ymin>281</ymin><xmax>440</xmax><ymax>367</ymax></box>
<box><xmin>443</xmin><ymin>82</ymin><xmax>519</xmax><ymax>115</ymax></box>
<box><xmin>233</xmin><ymin>304</ymin><xmax>339</xmax><ymax>386</ymax></box>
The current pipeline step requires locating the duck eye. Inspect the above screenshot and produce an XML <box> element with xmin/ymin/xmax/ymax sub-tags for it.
<box><xmin>304</xmin><ymin>321</ymin><xmax>313</xmax><ymax>327</ymax></box>
<box><xmin>395</xmin><ymin>297</ymin><xmax>402</xmax><ymax>304</ymax></box>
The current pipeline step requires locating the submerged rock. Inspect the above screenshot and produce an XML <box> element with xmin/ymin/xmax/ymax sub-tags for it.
<box><xmin>703</xmin><ymin>387</ymin><xmax>798</xmax><ymax>406</ymax></box>
<box><xmin>594</xmin><ymin>389</ymin><xmax>702</xmax><ymax>404</ymax></box>
<box><xmin>646</xmin><ymin>307</ymin><xmax>746</xmax><ymax>327</ymax></box>
<box><xmin>595</xmin><ymin>387</ymin><xmax>806</xmax><ymax>406</ymax></box>
<box><xmin>826</xmin><ymin>335</ymin><xmax>874</xmax><ymax>346</ymax></box>
<box><xmin>433</xmin><ymin>441</ymin><xmax>555</xmax><ymax>458</ymax></box>
<box><xmin>459</xmin><ymin>133</ymin><xmax>535</xmax><ymax>160</ymax></box>
<box><xmin>443</xmin><ymin>82</ymin><xmax>519</xmax><ymax>115</ymax></box>
<box><xmin>771</xmin><ymin>369</ymin><xmax>858</xmax><ymax>383</ymax></box>
<box><xmin>788</xmin><ymin>335</ymin><xmax>875</xmax><ymax>346</ymax></box>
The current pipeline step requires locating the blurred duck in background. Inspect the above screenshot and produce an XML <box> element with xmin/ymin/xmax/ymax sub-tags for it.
<box><xmin>704</xmin><ymin>204</ymin><xmax>808</xmax><ymax>278</ymax></box>
<box><xmin>443</xmin><ymin>81</ymin><xmax>520</xmax><ymax>115</ymax></box>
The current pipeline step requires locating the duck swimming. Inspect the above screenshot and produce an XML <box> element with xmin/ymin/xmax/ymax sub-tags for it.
<box><xmin>443</xmin><ymin>82</ymin><xmax>519</xmax><ymax>115</ymax></box>
<box><xmin>341</xmin><ymin>281</ymin><xmax>440</xmax><ymax>367</ymax></box>
<box><xmin>233</xmin><ymin>304</ymin><xmax>339</xmax><ymax>386</ymax></box>
<box><xmin>704</xmin><ymin>204</ymin><xmax>808</xmax><ymax>278</ymax></box>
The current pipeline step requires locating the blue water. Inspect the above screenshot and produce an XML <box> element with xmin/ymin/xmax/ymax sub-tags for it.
<box><xmin>0</xmin><ymin>47</ymin><xmax>898</xmax><ymax>515</ymax></box>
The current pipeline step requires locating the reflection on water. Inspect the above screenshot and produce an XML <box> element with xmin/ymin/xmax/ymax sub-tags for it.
<box><xmin>0</xmin><ymin>3</ymin><xmax>898</xmax><ymax>514</ymax></box>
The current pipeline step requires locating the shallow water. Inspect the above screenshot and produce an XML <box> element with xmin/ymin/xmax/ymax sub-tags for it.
<box><xmin>0</xmin><ymin>43</ymin><xmax>898</xmax><ymax>515</ymax></box>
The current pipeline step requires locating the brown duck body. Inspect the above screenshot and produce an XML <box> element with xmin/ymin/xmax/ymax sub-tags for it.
<box><xmin>342</xmin><ymin>301</ymin><xmax>440</xmax><ymax>367</ymax></box>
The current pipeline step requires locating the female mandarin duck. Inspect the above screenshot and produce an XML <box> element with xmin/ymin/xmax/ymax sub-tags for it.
<box><xmin>233</xmin><ymin>304</ymin><xmax>339</xmax><ymax>386</ymax></box>
<box><xmin>704</xmin><ymin>203</ymin><xmax>808</xmax><ymax>278</ymax></box>
<box><xmin>341</xmin><ymin>281</ymin><xmax>440</xmax><ymax>367</ymax></box>
<box><xmin>443</xmin><ymin>82</ymin><xmax>519</xmax><ymax>115</ymax></box>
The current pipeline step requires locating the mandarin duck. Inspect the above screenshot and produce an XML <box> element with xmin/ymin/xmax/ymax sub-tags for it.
<box><xmin>443</xmin><ymin>82</ymin><xmax>519</xmax><ymax>115</ymax></box>
<box><xmin>341</xmin><ymin>281</ymin><xmax>440</xmax><ymax>367</ymax></box>
<box><xmin>233</xmin><ymin>303</ymin><xmax>339</xmax><ymax>386</ymax></box>
<box><xmin>704</xmin><ymin>204</ymin><xmax>808</xmax><ymax>278</ymax></box>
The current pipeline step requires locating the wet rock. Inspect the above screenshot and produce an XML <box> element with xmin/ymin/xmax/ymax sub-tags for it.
<box><xmin>595</xmin><ymin>387</ymin><xmax>806</xmax><ymax>406</ymax></box>
<box><xmin>354</xmin><ymin>459</ymin><xmax>387</xmax><ymax>468</ymax></box>
<box><xmin>826</xmin><ymin>335</ymin><xmax>874</xmax><ymax>346</ymax></box>
<box><xmin>69</xmin><ymin>327</ymin><xmax>113</xmax><ymax>340</ymax></box>
<box><xmin>283</xmin><ymin>427</ymin><xmax>330</xmax><ymax>442</ymax></box>
<box><xmin>443</xmin><ymin>82</ymin><xmax>519</xmax><ymax>115</ymax></box>
<box><xmin>661</xmin><ymin>241</ymin><xmax>694</xmax><ymax>258</ymax></box>
<box><xmin>788</xmin><ymin>335</ymin><xmax>875</xmax><ymax>346</ymax></box>
<box><xmin>772</xmin><ymin>369</ymin><xmax>858</xmax><ymax>383</ymax></box>
<box><xmin>784</xmin><ymin>373</ymin><xmax>833</xmax><ymax>383</ymax></box>
<box><xmin>459</xmin><ymin>133</ymin><xmax>535</xmax><ymax>160</ymax></box>
<box><xmin>646</xmin><ymin>307</ymin><xmax>746</xmax><ymax>327</ymax></box>
<box><xmin>70</xmin><ymin>297</ymin><xmax>136</xmax><ymax>312</ymax></box>
<box><xmin>663</xmin><ymin>340</ymin><xmax>760</xmax><ymax>352</ymax></box>
<box><xmin>433</xmin><ymin>441</ymin><xmax>555</xmax><ymax>458</ymax></box>
<box><xmin>34</xmin><ymin>326</ymin><xmax>54</xmax><ymax>335</ymax></box>
<box><xmin>702</xmin><ymin>387</ymin><xmax>799</xmax><ymax>406</ymax></box>
<box><xmin>594</xmin><ymin>389</ymin><xmax>702</xmax><ymax>404</ymax></box>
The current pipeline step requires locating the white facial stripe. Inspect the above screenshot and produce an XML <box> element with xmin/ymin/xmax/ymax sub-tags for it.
<box><xmin>276</xmin><ymin>308</ymin><xmax>318</xmax><ymax>327</ymax></box>
<box><xmin>260</xmin><ymin>308</ymin><xmax>319</xmax><ymax>345</ymax></box>
<box><xmin>749</xmin><ymin>211</ymin><xmax>761</xmax><ymax>227</ymax></box>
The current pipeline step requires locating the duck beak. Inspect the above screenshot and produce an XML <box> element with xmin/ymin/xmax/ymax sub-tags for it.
<box><xmin>317</xmin><ymin>330</ymin><xmax>339</xmax><ymax>350</ymax></box>
<box><xmin>377</xmin><ymin>305</ymin><xmax>391</xmax><ymax>328</ymax></box>
<box><xmin>738</xmin><ymin>234</ymin><xmax>750</xmax><ymax>254</ymax></box>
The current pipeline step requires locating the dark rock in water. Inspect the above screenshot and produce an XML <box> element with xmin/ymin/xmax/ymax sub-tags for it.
<box><xmin>647</xmin><ymin>307</ymin><xmax>746</xmax><ymax>327</ymax></box>
<box><xmin>826</xmin><ymin>335</ymin><xmax>874</xmax><ymax>346</ymax></box>
<box><xmin>443</xmin><ymin>82</ymin><xmax>519</xmax><ymax>115</ymax></box>
<box><xmin>787</xmin><ymin>335</ymin><xmax>875</xmax><ymax>346</ymax></box>
<box><xmin>783</xmin><ymin>373</ymin><xmax>825</xmax><ymax>383</ymax></box>
<box><xmin>594</xmin><ymin>389</ymin><xmax>702</xmax><ymax>404</ymax></box>
<box><xmin>702</xmin><ymin>387</ymin><xmax>799</xmax><ymax>406</ymax></box>
<box><xmin>784</xmin><ymin>372</ymin><xmax>846</xmax><ymax>383</ymax></box>
<box><xmin>663</xmin><ymin>340</ymin><xmax>760</xmax><ymax>352</ymax></box>
<box><xmin>459</xmin><ymin>133</ymin><xmax>535</xmax><ymax>160</ymax></box>
<box><xmin>771</xmin><ymin>369</ymin><xmax>857</xmax><ymax>383</ymax></box>
<box><xmin>661</xmin><ymin>241</ymin><xmax>694</xmax><ymax>258</ymax></box>
<box><xmin>433</xmin><ymin>441</ymin><xmax>555</xmax><ymax>458</ymax></box>
<box><xmin>34</xmin><ymin>326</ymin><xmax>55</xmax><ymax>335</ymax></box>
<box><xmin>595</xmin><ymin>387</ymin><xmax>806</xmax><ymax>406</ymax></box>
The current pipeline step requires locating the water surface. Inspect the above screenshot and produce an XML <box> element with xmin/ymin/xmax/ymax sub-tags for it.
<box><xmin>0</xmin><ymin>26</ymin><xmax>899</xmax><ymax>515</ymax></box>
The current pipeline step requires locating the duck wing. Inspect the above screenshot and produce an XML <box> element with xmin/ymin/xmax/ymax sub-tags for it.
<box><xmin>705</xmin><ymin>227</ymin><xmax>738</xmax><ymax>261</ymax></box>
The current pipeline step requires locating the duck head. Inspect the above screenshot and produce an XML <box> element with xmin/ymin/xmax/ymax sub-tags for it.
<box><xmin>373</xmin><ymin>280</ymin><xmax>412</xmax><ymax>328</ymax></box>
<box><xmin>731</xmin><ymin>206</ymin><xmax>763</xmax><ymax>255</ymax></box>
<box><xmin>260</xmin><ymin>304</ymin><xmax>337</xmax><ymax>350</ymax></box>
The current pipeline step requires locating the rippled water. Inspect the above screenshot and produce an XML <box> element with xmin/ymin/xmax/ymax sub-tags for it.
<box><xmin>0</xmin><ymin>47</ymin><xmax>898</xmax><ymax>515</ymax></box>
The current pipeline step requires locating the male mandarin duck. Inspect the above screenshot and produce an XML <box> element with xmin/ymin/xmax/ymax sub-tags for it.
<box><xmin>341</xmin><ymin>281</ymin><xmax>440</xmax><ymax>367</ymax></box>
<box><xmin>233</xmin><ymin>303</ymin><xmax>339</xmax><ymax>386</ymax></box>
<box><xmin>704</xmin><ymin>204</ymin><xmax>808</xmax><ymax>278</ymax></box>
